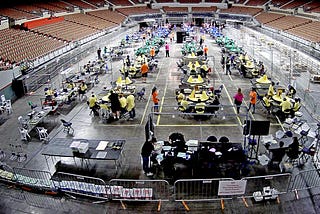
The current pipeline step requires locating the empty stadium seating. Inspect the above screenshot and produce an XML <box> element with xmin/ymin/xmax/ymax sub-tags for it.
<box><xmin>220</xmin><ymin>6</ymin><xmax>263</xmax><ymax>16</ymax></box>
<box><xmin>286</xmin><ymin>21</ymin><xmax>320</xmax><ymax>43</ymax></box>
<box><xmin>233</xmin><ymin>0</ymin><xmax>247</xmax><ymax>4</ymax></box>
<box><xmin>264</xmin><ymin>15</ymin><xmax>311</xmax><ymax>31</ymax></box>
<box><xmin>13</xmin><ymin>4</ymin><xmax>44</xmax><ymax>15</ymax></box>
<box><xmin>66</xmin><ymin>0</ymin><xmax>97</xmax><ymax>10</ymax></box>
<box><xmin>163</xmin><ymin>6</ymin><xmax>188</xmax><ymax>13</ymax></box>
<box><xmin>179</xmin><ymin>0</ymin><xmax>201</xmax><ymax>3</ymax></box>
<box><xmin>192</xmin><ymin>7</ymin><xmax>217</xmax><ymax>13</ymax></box>
<box><xmin>108</xmin><ymin>0</ymin><xmax>133</xmax><ymax>6</ymax></box>
<box><xmin>204</xmin><ymin>0</ymin><xmax>222</xmax><ymax>2</ymax></box>
<box><xmin>87</xmin><ymin>10</ymin><xmax>126</xmax><ymax>24</ymax></box>
<box><xmin>246</xmin><ymin>0</ymin><xmax>269</xmax><ymax>6</ymax></box>
<box><xmin>271</xmin><ymin>0</ymin><xmax>291</xmax><ymax>7</ymax></box>
<box><xmin>0</xmin><ymin>8</ymin><xmax>39</xmax><ymax>20</ymax></box>
<box><xmin>116</xmin><ymin>6</ymin><xmax>160</xmax><ymax>16</ymax></box>
<box><xmin>64</xmin><ymin>13</ymin><xmax>115</xmax><ymax>30</ymax></box>
<box><xmin>32</xmin><ymin>2</ymin><xmax>70</xmax><ymax>13</ymax></box>
<box><xmin>0</xmin><ymin>29</ymin><xmax>65</xmax><ymax>64</ymax></box>
<box><xmin>47</xmin><ymin>1</ymin><xmax>74</xmax><ymax>12</ymax></box>
<box><xmin>0</xmin><ymin>0</ymin><xmax>319</xmax><ymax>67</ymax></box>
<box><xmin>303</xmin><ymin>1</ymin><xmax>320</xmax><ymax>12</ymax></box>
<box><xmin>255</xmin><ymin>12</ymin><xmax>286</xmax><ymax>24</ymax></box>
<box><xmin>281</xmin><ymin>0</ymin><xmax>310</xmax><ymax>9</ymax></box>
<box><xmin>84</xmin><ymin>0</ymin><xmax>106</xmax><ymax>7</ymax></box>
<box><xmin>156</xmin><ymin>0</ymin><xmax>174</xmax><ymax>3</ymax></box>
<box><xmin>32</xmin><ymin>20</ymin><xmax>98</xmax><ymax>42</ymax></box>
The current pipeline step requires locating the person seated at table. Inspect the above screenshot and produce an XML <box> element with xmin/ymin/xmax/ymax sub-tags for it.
<box><xmin>194</xmin><ymin>61</ymin><xmax>200</xmax><ymax>68</ymax></box>
<box><xmin>286</xmin><ymin>84</ymin><xmax>296</xmax><ymax>98</ymax></box>
<box><xmin>273</xmin><ymin>88</ymin><xmax>284</xmax><ymax>104</ymax></box>
<box><xmin>239</xmin><ymin>62</ymin><xmax>246</xmax><ymax>77</ymax></box>
<box><xmin>129</xmin><ymin>64</ymin><xmax>137</xmax><ymax>77</ymax></box>
<box><xmin>190</xmin><ymin>64</ymin><xmax>197</xmax><ymax>76</ymax></box>
<box><xmin>262</xmin><ymin>94</ymin><xmax>272</xmax><ymax>114</ymax></box>
<box><xmin>290</xmin><ymin>97</ymin><xmax>301</xmax><ymax>118</ymax></box>
<box><xmin>277</xmin><ymin>98</ymin><xmax>292</xmax><ymax>121</ymax></box>
<box><xmin>200</xmin><ymin>64</ymin><xmax>209</xmax><ymax>78</ymax></box>
<box><xmin>206</xmin><ymin>95</ymin><xmax>220</xmax><ymax>115</ymax></box>
<box><xmin>200</xmin><ymin>91</ymin><xmax>209</xmax><ymax>101</ymax></box>
<box><xmin>268</xmin><ymin>82</ymin><xmax>275</xmax><ymax>97</ymax></box>
<box><xmin>88</xmin><ymin>92</ymin><xmax>99</xmax><ymax>116</ymax></box>
<box><xmin>258</xmin><ymin>61</ymin><xmax>265</xmax><ymax>75</ymax></box>
<box><xmin>189</xmin><ymin>88</ymin><xmax>196</xmax><ymax>100</ymax></box>
<box><xmin>119</xmin><ymin>94</ymin><xmax>127</xmax><ymax>114</ymax></box>
<box><xmin>286</xmin><ymin>136</ymin><xmax>300</xmax><ymax>161</ymax></box>
<box><xmin>67</xmin><ymin>81</ymin><xmax>76</xmax><ymax>90</ymax></box>
<box><xmin>179</xmin><ymin>98</ymin><xmax>193</xmax><ymax>113</ymax></box>
<box><xmin>120</xmin><ymin>63</ymin><xmax>128</xmax><ymax>78</ymax></box>
<box><xmin>78</xmin><ymin>82</ymin><xmax>87</xmax><ymax>101</ymax></box>
<box><xmin>176</xmin><ymin>89</ymin><xmax>185</xmax><ymax>104</ymax></box>
<box><xmin>169</xmin><ymin>132</ymin><xmax>186</xmax><ymax>153</ymax></box>
<box><xmin>44</xmin><ymin>87</ymin><xmax>54</xmax><ymax>102</ymax></box>
<box><xmin>194</xmin><ymin>101</ymin><xmax>206</xmax><ymax>120</ymax></box>
<box><xmin>269</xmin><ymin>141</ymin><xmax>286</xmax><ymax>167</ymax></box>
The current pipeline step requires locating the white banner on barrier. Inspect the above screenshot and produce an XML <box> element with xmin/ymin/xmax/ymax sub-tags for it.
<box><xmin>218</xmin><ymin>180</ymin><xmax>247</xmax><ymax>196</ymax></box>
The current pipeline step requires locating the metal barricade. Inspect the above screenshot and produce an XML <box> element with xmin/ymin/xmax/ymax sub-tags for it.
<box><xmin>55</xmin><ymin>172</ymin><xmax>109</xmax><ymax>201</ymax></box>
<box><xmin>241</xmin><ymin>173</ymin><xmax>291</xmax><ymax>196</ymax></box>
<box><xmin>13</xmin><ymin>167</ymin><xmax>57</xmax><ymax>191</ymax></box>
<box><xmin>109</xmin><ymin>179</ymin><xmax>171</xmax><ymax>202</ymax></box>
<box><xmin>174</xmin><ymin>178</ymin><xmax>234</xmax><ymax>201</ymax></box>
<box><xmin>289</xmin><ymin>169</ymin><xmax>320</xmax><ymax>191</ymax></box>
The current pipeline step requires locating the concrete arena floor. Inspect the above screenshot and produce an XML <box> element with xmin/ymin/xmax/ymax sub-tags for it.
<box><xmin>0</xmin><ymin>25</ymin><xmax>320</xmax><ymax>213</ymax></box>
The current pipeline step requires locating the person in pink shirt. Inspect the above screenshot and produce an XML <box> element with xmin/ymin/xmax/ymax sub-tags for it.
<box><xmin>165</xmin><ymin>42</ymin><xmax>170</xmax><ymax>57</ymax></box>
<box><xmin>233</xmin><ymin>88</ymin><xmax>244</xmax><ymax>114</ymax></box>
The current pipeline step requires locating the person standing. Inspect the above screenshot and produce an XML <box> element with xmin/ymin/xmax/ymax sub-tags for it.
<box><xmin>126</xmin><ymin>94</ymin><xmax>135</xmax><ymax>120</ymax></box>
<box><xmin>165</xmin><ymin>42</ymin><xmax>170</xmax><ymax>57</ymax></box>
<box><xmin>97</xmin><ymin>47</ymin><xmax>102</xmax><ymax>60</ymax></box>
<box><xmin>152</xmin><ymin>86</ymin><xmax>160</xmax><ymax>113</ymax></box>
<box><xmin>78</xmin><ymin>82</ymin><xmax>87</xmax><ymax>101</ymax></box>
<box><xmin>150</xmin><ymin>47</ymin><xmax>155</xmax><ymax>60</ymax></box>
<box><xmin>233</xmin><ymin>88</ymin><xmax>244</xmax><ymax>114</ymax></box>
<box><xmin>125</xmin><ymin>55</ymin><xmax>131</xmax><ymax>67</ymax></box>
<box><xmin>141</xmin><ymin>137</ymin><xmax>156</xmax><ymax>176</ymax></box>
<box><xmin>119</xmin><ymin>94</ymin><xmax>127</xmax><ymax>114</ymax></box>
<box><xmin>248</xmin><ymin>88</ymin><xmax>257</xmax><ymax>114</ymax></box>
<box><xmin>140</xmin><ymin>61</ymin><xmax>149</xmax><ymax>83</ymax></box>
<box><xmin>109</xmin><ymin>90</ymin><xmax>121</xmax><ymax>120</ymax></box>
<box><xmin>88</xmin><ymin>92</ymin><xmax>99</xmax><ymax>116</ymax></box>
<box><xmin>226</xmin><ymin>56</ymin><xmax>231</xmax><ymax>75</ymax></box>
<box><xmin>203</xmin><ymin>45</ymin><xmax>208</xmax><ymax>59</ymax></box>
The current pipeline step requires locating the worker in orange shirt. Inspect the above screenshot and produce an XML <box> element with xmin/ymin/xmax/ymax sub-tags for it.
<box><xmin>203</xmin><ymin>45</ymin><xmax>209</xmax><ymax>59</ymax></box>
<box><xmin>150</xmin><ymin>47</ymin><xmax>155</xmax><ymax>60</ymax></box>
<box><xmin>248</xmin><ymin>88</ymin><xmax>257</xmax><ymax>114</ymax></box>
<box><xmin>140</xmin><ymin>61</ymin><xmax>149</xmax><ymax>83</ymax></box>
<box><xmin>152</xmin><ymin>86</ymin><xmax>160</xmax><ymax>113</ymax></box>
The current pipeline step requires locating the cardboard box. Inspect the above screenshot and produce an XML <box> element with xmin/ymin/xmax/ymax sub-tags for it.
<box><xmin>70</xmin><ymin>141</ymin><xmax>81</xmax><ymax>152</ymax></box>
<box><xmin>78</xmin><ymin>142</ymin><xmax>89</xmax><ymax>154</ymax></box>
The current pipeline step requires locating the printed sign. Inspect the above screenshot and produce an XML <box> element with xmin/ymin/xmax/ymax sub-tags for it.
<box><xmin>218</xmin><ymin>180</ymin><xmax>247</xmax><ymax>196</ymax></box>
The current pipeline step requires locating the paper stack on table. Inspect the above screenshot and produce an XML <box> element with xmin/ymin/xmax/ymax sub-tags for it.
<box><xmin>96</xmin><ymin>141</ymin><xmax>109</xmax><ymax>151</ymax></box>
<box><xmin>96</xmin><ymin>151</ymin><xmax>107</xmax><ymax>159</ymax></box>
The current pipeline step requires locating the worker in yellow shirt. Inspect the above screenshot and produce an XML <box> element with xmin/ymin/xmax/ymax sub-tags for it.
<box><xmin>88</xmin><ymin>92</ymin><xmax>99</xmax><ymax>116</ymax></box>
<box><xmin>119</xmin><ymin>94</ymin><xmax>127</xmax><ymax>114</ymax></box>
<box><xmin>126</xmin><ymin>94</ymin><xmax>135</xmax><ymax>120</ymax></box>
<box><xmin>268</xmin><ymin>82</ymin><xmax>275</xmax><ymax>97</ymax></box>
<box><xmin>278</xmin><ymin>97</ymin><xmax>292</xmax><ymax>120</ymax></box>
